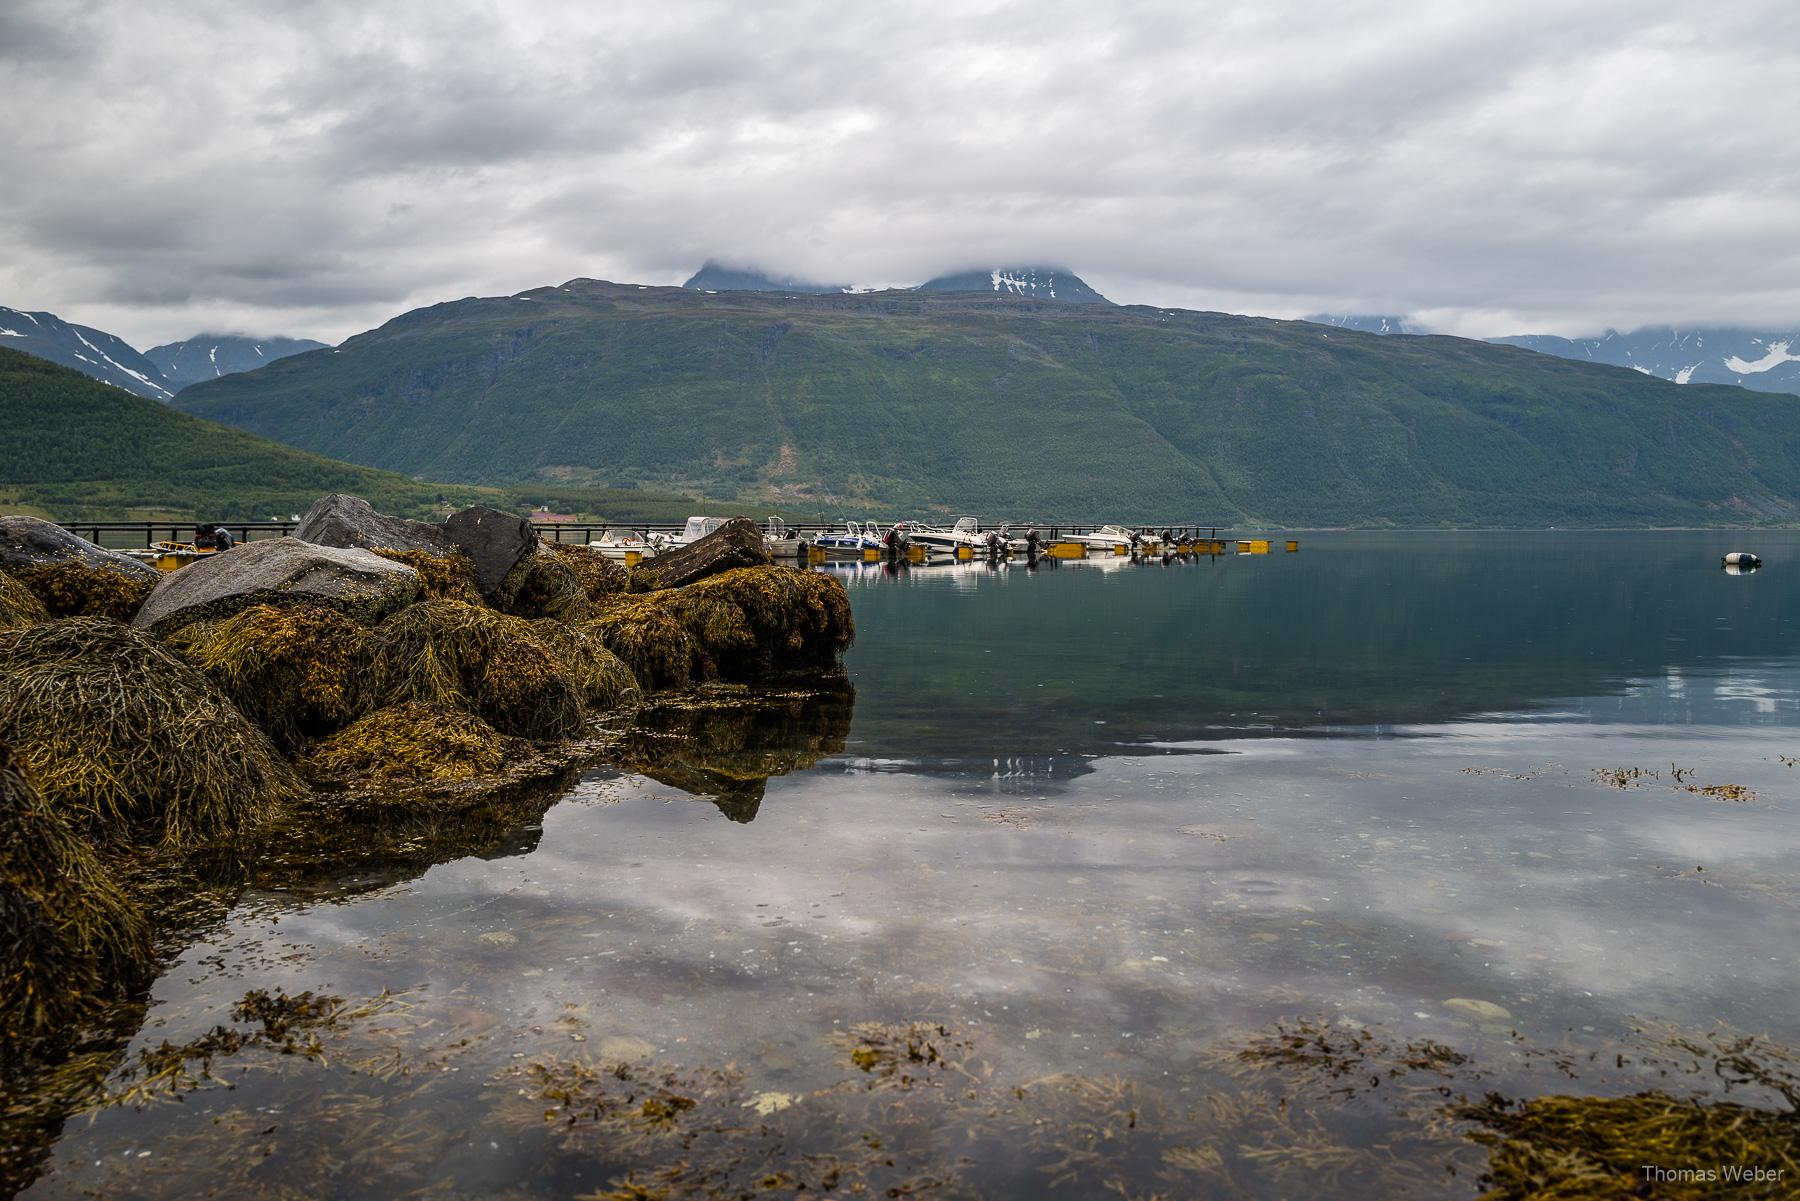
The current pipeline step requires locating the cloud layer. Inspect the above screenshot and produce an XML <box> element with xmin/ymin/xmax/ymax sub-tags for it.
<box><xmin>4</xmin><ymin>0</ymin><xmax>1798</xmax><ymax>346</ymax></box>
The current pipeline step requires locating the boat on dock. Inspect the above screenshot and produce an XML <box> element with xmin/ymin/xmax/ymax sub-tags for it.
<box><xmin>587</xmin><ymin>528</ymin><xmax>671</xmax><ymax>560</ymax></box>
<box><xmin>903</xmin><ymin>515</ymin><xmax>987</xmax><ymax>556</ymax></box>
<box><xmin>810</xmin><ymin>520</ymin><xmax>884</xmax><ymax>556</ymax></box>
<box><xmin>1062</xmin><ymin>524</ymin><xmax>1159</xmax><ymax>556</ymax></box>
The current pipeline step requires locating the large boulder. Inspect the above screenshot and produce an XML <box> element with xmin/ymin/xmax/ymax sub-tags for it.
<box><xmin>0</xmin><ymin>515</ymin><xmax>158</xmax><ymax>581</ymax></box>
<box><xmin>132</xmin><ymin>536</ymin><xmax>421</xmax><ymax>631</ymax></box>
<box><xmin>631</xmin><ymin>517</ymin><xmax>772</xmax><ymax>591</ymax></box>
<box><xmin>443</xmin><ymin>506</ymin><xmax>538</xmax><ymax>598</ymax></box>
<box><xmin>293</xmin><ymin>493</ymin><xmax>455</xmax><ymax>555</ymax></box>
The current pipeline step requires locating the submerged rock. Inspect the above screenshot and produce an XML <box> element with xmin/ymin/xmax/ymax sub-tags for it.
<box><xmin>293</xmin><ymin>493</ymin><xmax>455</xmax><ymax>556</ymax></box>
<box><xmin>0</xmin><ymin>515</ymin><xmax>158</xmax><ymax>581</ymax></box>
<box><xmin>132</xmin><ymin>536</ymin><xmax>421</xmax><ymax>632</ymax></box>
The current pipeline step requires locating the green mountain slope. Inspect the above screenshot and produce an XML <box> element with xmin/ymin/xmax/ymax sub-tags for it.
<box><xmin>174</xmin><ymin>280</ymin><xmax>1800</xmax><ymax>526</ymax></box>
<box><xmin>0</xmin><ymin>347</ymin><xmax>491</xmax><ymax>521</ymax></box>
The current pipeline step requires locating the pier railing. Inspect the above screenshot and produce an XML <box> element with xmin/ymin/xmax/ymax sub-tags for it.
<box><xmin>61</xmin><ymin>520</ymin><xmax>1234</xmax><ymax>552</ymax></box>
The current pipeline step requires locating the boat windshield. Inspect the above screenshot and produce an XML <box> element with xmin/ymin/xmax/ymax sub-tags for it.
<box><xmin>952</xmin><ymin>516</ymin><xmax>978</xmax><ymax>535</ymax></box>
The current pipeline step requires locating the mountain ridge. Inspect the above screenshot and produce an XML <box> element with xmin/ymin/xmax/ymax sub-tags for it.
<box><xmin>145</xmin><ymin>334</ymin><xmax>328</xmax><ymax>390</ymax></box>
<box><xmin>0</xmin><ymin>346</ymin><xmax>485</xmax><ymax>521</ymax></box>
<box><xmin>168</xmin><ymin>278</ymin><xmax>1800</xmax><ymax>527</ymax></box>
<box><xmin>1308</xmin><ymin>313</ymin><xmax>1800</xmax><ymax>396</ymax></box>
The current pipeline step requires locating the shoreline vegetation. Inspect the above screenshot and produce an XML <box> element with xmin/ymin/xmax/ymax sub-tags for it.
<box><xmin>0</xmin><ymin>495</ymin><xmax>853</xmax><ymax>1182</ymax></box>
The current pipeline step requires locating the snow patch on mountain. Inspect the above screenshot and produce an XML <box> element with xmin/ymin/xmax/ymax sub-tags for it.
<box><xmin>1724</xmin><ymin>340</ymin><xmax>1800</xmax><ymax>375</ymax></box>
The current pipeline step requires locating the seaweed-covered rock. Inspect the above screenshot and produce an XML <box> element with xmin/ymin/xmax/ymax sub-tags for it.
<box><xmin>163</xmin><ymin>603</ymin><xmax>375</xmax><ymax>753</ymax></box>
<box><xmin>529</xmin><ymin>619</ymin><xmax>640</xmax><ymax>712</ymax></box>
<box><xmin>0</xmin><ymin>744</ymin><xmax>153</xmax><ymax>1068</ymax></box>
<box><xmin>0</xmin><ymin>619</ymin><xmax>295</xmax><ymax>847</ymax></box>
<box><xmin>0</xmin><ymin>515</ymin><xmax>159</xmax><ymax>581</ymax></box>
<box><xmin>293</xmin><ymin>493</ymin><xmax>454</xmax><ymax>555</ymax></box>
<box><xmin>367</xmin><ymin>547</ymin><xmax>483</xmax><ymax>604</ymax></box>
<box><xmin>13</xmin><ymin>561</ymin><xmax>159</xmax><ymax>622</ymax></box>
<box><xmin>300</xmin><ymin>702</ymin><xmax>526</xmax><ymax>793</ymax></box>
<box><xmin>495</xmin><ymin>546</ymin><xmax>592</xmax><ymax>622</ymax></box>
<box><xmin>585</xmin><ymin>604</ymin><xmax>697</xmax><ymax>691</ymax></box>
<box><xmin>0</xmin><ymin>568</ymin><xmax>49</xmax><ymax>630</ymax></box>
<box><xmin>371</xmin><ymin>600</ymin><xmax>586</xmax><ymax>739</ymax></box>
<box><xmin>443</xmin><ymin>506</ymin><xmax>538</xmax><ymax>598</ymax></box>
<box><xmin>590</xmin><ymin>565</ymin><xmax>853</xmax><ymax>687</ymax></box>
<box><xmin>629</xmin><ymin>517</ymin><xmax>771</xmax><ymax>591</ymax></box>
<box><xmin>549</xmin><ymin>542</ymin><xmax>628</xmax><ymax>602</ymax></box>
<box><xmin>132</xmin><ymin>537</ymin><xmax>421</xmax><ymax>632</ymax></box>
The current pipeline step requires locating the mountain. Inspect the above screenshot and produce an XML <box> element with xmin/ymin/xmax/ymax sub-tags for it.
<box><xmin>170</xmin><ymin>278</ymin><xmax>1800</xmax><ymax>527</ymax></box>
<box><xmin>145</xmin><ymin>334</ymin><xmax>328</xmax><ymax>390</ymax></box>
<box><xmin>0</xmin><ymin>305</ymin><xmax>174</xmax><ymax>400</ymax></box>
<box><xmin>1304</xmin><ymin>314</ymin><xmax>1425</xmax><ymax>336</ymax></box>
<box><xmin>917</xmin><ymin>266</ymin><xmax>1111</xmax><ymax>304</ymax></box>
<box><xmin>682</xmin><ymin>261</ymin><xmax>847</xmax><ymax>294</ymax></box>
<box><xmin>1491</xmin><ymin>327</ymin><xmax>1800</xmax><ymax>396</ymax></box>
<box><xmin>0</xmin><ymin>346</ymin><xmax>489</xmax><ymax>522</ymax></box>
<box><xmin>1312</xmin><ymin>313</ymin><xmax>1800</xmax><ymax>398</ymax></box>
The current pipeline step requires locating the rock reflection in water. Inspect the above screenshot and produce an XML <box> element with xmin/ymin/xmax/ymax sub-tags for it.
<box><xmin>615</xmin><ymin>683</ymin><xmax>854</xmax><ymax>822</ymax></box>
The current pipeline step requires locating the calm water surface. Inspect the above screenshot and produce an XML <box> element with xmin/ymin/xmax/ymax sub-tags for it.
<box><xmin>22</xmin><ymin>532</ymin><xmax>1800</xmax><ymax>1199</ymax></box>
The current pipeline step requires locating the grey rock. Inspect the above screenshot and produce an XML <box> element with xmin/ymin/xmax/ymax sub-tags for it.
<box><xmin>633</xmin><ymin>517</ymin><xmax>771</xmax><ymax>591</ymax></box>
<box><xmin>0</xmin><ymin>515</ymin><xmax>159</xmax><ymax>580</ymax></box>
<box><xmin>293</xmin><ymin>494</ymin><xmax>454</xmax><ymax>555</ymax></box>
<box><xmin>132</xmin><ymin>537</ymin><xmax>420</xmax><ymax>631</ymax></box>
<box><xmin>443</xmin><ymin>506</ymin><xmax>538</xmax><ymax>597</ymax></box>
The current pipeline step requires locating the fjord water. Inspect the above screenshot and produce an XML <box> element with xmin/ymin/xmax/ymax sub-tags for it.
<box><xmin>23</xmin><ymin>532</ymin><xmax>1800</xmax><ymax>1199</ymax></box>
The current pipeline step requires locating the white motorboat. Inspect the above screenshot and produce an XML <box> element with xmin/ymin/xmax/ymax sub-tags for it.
<box><xmin>668</xmin><ymin>515</ymin><xmax>728</xmax><ymax>549</ymax></box>
<box><xmin>902</xmin><ymin>515</ymin><xmax>987</xmax><ymax>555</ymax></box>
<box><xmin>810</xmin><ymin>519</ymin><xmax>884</xmax><ymax>555</ymax></box>
<box><xmin>588</xmin><ymin>528</ymin><xmax>672</xmax><ymax>559</ymax></box>
<box><xmin>762</xmin><ymin>516</ymin><xmax>808</xmax><ymax>558</ymax></box>
<box><xmin>1062</xmin><ymin>524</ymin><xmax>1158</xmax><ymax>555</ymax></box>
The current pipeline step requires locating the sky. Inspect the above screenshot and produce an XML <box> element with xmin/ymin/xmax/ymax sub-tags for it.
<box><xmin>4</xmin><ymin>0</ymin><xmax>1799</xmax><ymax>348</ymax></box>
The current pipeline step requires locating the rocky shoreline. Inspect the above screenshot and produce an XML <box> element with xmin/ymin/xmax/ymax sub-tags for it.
<box><xmin>0</xmin><ymin>495</ymin><xmax>853</xmax><ymax>1088</ymax></box>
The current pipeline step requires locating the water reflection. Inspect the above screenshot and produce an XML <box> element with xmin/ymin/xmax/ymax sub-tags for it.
<box><xmin>12</xmin><ymin>532</ymin><xmax>1800</xmax><ymax>1200</ymax></box>
<box><xmin>614</xmin><ymin>684</ymin><xmax>854</xmax><ymax>821</ymax></box>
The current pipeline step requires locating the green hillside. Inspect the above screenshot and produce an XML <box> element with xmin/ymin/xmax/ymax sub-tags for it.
<box><xmin>0</xmin><ymin>347</ymin><xmax>492</xmax><ymax>521</ymax></box>
<box><xmin>175</xmin><ymin>280</ymin><xmax>1800</xmax><ymax>526</ymax></box>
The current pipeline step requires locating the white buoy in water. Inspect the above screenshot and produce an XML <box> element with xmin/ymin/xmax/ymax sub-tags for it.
<box><xmin>1722</xmin><ymin>551</ymin><xmax>1762</xmax><ymax>569</ymax></box>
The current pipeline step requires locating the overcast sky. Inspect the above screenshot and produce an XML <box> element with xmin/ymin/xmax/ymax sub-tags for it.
<box><xmin>4</xmin><ymin>0</ymin><xmax>1799</xmax><ymax>348</ymax></box>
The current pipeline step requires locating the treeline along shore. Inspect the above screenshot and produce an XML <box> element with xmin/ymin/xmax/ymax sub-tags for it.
<box><xmin>0</xmin><ymin>493</ymin><xmax>853</xmax><ymax>1181</ymax></box>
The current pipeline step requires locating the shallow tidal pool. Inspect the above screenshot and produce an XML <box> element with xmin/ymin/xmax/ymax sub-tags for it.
<box><xmin>15</xmin><ymin>532</ymin><xmax>1800</xmax><ymax>1199</ymax></box>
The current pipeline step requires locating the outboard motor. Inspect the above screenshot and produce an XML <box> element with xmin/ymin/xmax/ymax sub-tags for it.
<box><xmin>1024</xmin><ymin>528</ymin><xmax>1041</xmax><ymax>563</ymax></box>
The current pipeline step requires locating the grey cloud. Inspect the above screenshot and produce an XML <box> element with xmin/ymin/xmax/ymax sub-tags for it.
<box><xmin>2</xmin><ymin>0</ymin><xmax>1798</xmax><ymax>347</ymax></box>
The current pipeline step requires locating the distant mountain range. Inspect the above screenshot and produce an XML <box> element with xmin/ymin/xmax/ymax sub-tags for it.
<box><xmin>1307</xmin><ymin>313</ymin><xmax>1800</xmax><ymax>396</ymax></box>
<box><xmin>168</xmin><ymin>277</ymin><xmax>1800</xmax><ymax>527</ymax></box>
<box><xmin>0</xmin><ymin>306</ymin><xmax>323</xmax><ymax>399</ymax></box>
<box><xmin>682</xmin><ymin>261</ymin><xmax>1111</xmax><ymax>304</ymax></box>
<box><xmin>145</xmin><ymin>334</ymin><xmax>327</xmax><ymax>390</ymax></box>
<box><xmin>0</xmin><ymin>305</ymin><xmax>174</xmax><ymax>400</ymax></box>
